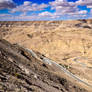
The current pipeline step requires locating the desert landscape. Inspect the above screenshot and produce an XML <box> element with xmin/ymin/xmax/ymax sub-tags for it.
<box><xmin>0</xmin><ymin>19</ymin><xmax>92</xmax><ymax>91</ymax></box>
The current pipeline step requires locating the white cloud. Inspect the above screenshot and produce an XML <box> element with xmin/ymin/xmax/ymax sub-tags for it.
<box><xmin>11</xmin><ymin>0</ymin><xmax>87</xmax><ymax>21</ymax></box>
<box><xmin>24</xmin><ymin>1</ymin><xmax>31</xmax><ymax>6</ymax></box>
<box><xmin>49</xmin><ymin>0</ymin><xmax>89</xmax><ymax>18</ymax></box>
<box><xmin>0</xmin><ymin>12</ymin><xmax>58</xmax><ymax>21</ymax></box>
<box><xmin>79</xmin><ymin>10</ymin><xmax>87</xmax><ymax>14</ymax></box>
<box><xmin>49</xmin><ymin>0</ymin><xmax>79</xmax><ymax>16</ymax></box>
<box><xmin>11</xmin><ymin>1</ymin><xmax>48</xmax><ymax>13</ymax></box>
<box><xmin>0</xmin><ymin>0</ymin><xmax>13</xmax><ymax>3</ymax></box>
<box><xmin>90</xmin><ymin>9</ymin><xmax>92</xmax><ymax>14</ymax></box>
<box><xmin>0</xmin><ymin>0</ymin><xmax>91</xmax><ymax>20</ymax></box>
<box><xmin>39</xmin><ymin>11</ymin><xmax>52</xmax><ymax>17</ymax></box>
<box><xmin>0</xmin><ymin>0</ymin><xmax>16</xmax><ymax>9</ymax></box>
<box><xmin>0</xmin><ymin>14</ymin><xmax>40</xmax><ymax>21</ymax></box>
<box><xmin>76</xmin><ymin>0</ymin><xmax>92</xmax><ymax>9</ymax></box>
<box><xmin>0</xmin><ymin>14</ymin><xmax>11</xmax><ymax>17</ymax></box>
<box><xmin>90</xmin><ymin>9</ymin><xmax>92</xmax><ymax>17</ymax></box>
<box><xmin>76</xmin><ymin>0</ymin><xmax>92</xmax><ymax>5</ymax></box>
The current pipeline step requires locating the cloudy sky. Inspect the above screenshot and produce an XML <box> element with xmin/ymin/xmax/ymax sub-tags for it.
<box><xmin>0</xmin><ymin>0</ymin><xmax>92</xmax><ymax>21</ymax></box>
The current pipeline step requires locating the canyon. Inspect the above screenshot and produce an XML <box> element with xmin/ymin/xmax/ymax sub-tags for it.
<box><xmin>0</xmin><ymin>19</ymin><xmax>92</xmax><ymax>91</ymax></box>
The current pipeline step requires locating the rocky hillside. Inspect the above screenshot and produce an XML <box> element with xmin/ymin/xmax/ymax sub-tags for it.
<box><xmin>0</xmin><ymin>39</ymin><xmax>89</xmax><ymax>92</ymax></box>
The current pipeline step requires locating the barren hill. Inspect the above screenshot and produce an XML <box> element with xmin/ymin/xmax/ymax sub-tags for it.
<box><xmin>0</xmin><ymin>19</ymin><xmax>92</xmax><ymax>91</ymax></box>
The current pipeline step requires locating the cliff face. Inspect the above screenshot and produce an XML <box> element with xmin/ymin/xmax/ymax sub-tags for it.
<box><xmin>0</xmin><ymin>39</ymin><xmax>88</xmax><ymax>92</ymax></box>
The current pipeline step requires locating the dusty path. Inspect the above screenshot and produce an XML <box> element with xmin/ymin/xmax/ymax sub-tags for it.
<box><xmin>26</xmin><ymin>49</ymin><xmax>92</xmax><ymax>88</ymax></box>
<box><xmin>72</xmin><ymin>57</ymin><xmax>91</xmax><ymax>68</ymax></box>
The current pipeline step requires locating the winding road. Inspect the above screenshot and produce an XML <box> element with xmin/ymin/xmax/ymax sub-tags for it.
<box><xmin>26</xmin><ymin>49</ymin><xmax>92</xmax><ymax>88</ymax></box>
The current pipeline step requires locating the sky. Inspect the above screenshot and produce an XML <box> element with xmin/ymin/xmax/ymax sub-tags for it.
<box><xmin>0</xmin><ymin>0</ymin><xmax>92</xmax><ymax>21</ymax></box>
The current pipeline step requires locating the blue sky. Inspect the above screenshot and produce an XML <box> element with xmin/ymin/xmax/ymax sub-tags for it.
<box><xmin>0</xmin><ymin>0</ymin><xmax>92</xmax><ymax>21</ymax></box>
